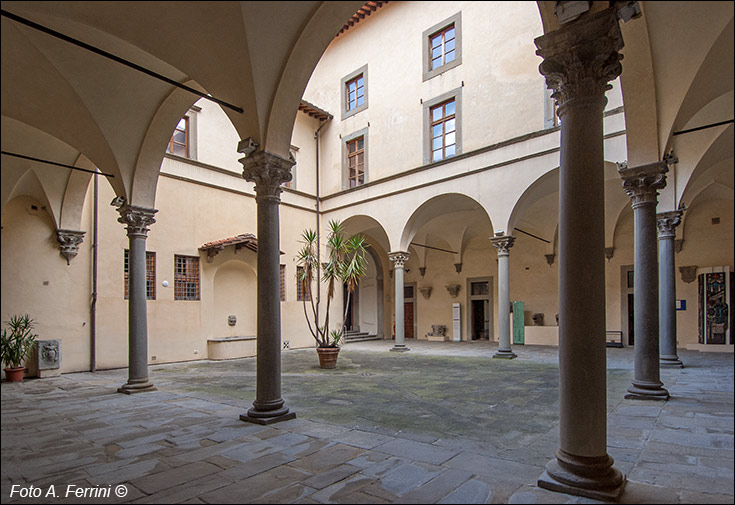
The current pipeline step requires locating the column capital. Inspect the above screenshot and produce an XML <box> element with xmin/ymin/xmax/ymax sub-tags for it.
<box><xmin>240</xmin><ymin>150</ymin><xmax>295</xmax><ymax>202</ymax></box>
<box><xmin>656</xmin><ymin>209</ymin><xmax>684</xmax><ymax>239</ymax></box>
<box><xmin>618</xmin><ymin>160</ymin><xmax>669</xmax><ymax>208</ymax></box>
<box><xmin>534</xmin><ymin>8</ymin><xmax>623</xmax><ymax>111</ymax></box>
<box><xmin>490</xmin><ymin>233</ymin><xmax>515</xmax><ymax>255</ymax></box>
<box><xmin>388</xmin><ymin>251</ymin><xmax>409</xmax><ymax>268</ymax></box>
<box><xmin>117</xmin><ymin>205</ymin><xmax>157</xmax><ymax>238</ymax></box>
<box><xmin>56</xmin><ymin>229</ymin><xmax>86</xmax><ymax>265</ymax></box>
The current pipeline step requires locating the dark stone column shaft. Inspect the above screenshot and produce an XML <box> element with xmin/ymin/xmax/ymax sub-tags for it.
<box><xmin>389</xmin><ymin>252</ymin><xmax>410</xmax><ymax>352</ymax></box>
<box><xmin>117</xmin><ymin>205</ymin><xmax>157</xmax><ymax>394</ymax></box>
<box><xmin>658</xmin><ymin>210</ymin><xmax>684</xmax><ymax>367</ymax></box>
<box><xmin>240</xmin><ymin>150</ymin><xmax>296</xmax><ymax>424</ymax></box>
<box><xmin>619</xmin><ymin>159</ymin><xmax>671</xmax><ymax>400</ymax></box>
<box><xmin>534</xmin><ymin>8</ymin><xmax>625</xmax><ymax>501</ymax></box>
<box><xmin>491</xmin><ymin>233</ymin><xmax>516</xmax><ymax>359</ymax></box>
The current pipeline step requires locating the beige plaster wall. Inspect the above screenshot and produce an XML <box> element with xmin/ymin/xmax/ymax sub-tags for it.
<box><xmin>1</xmin><ymin>196</ymin><xmax>92</xmax><ymax>374</ymax></box>
<box><xmin>304</xmin><ymin>1</ymin><xmax>546</xmax><ymax>197</ymax></box>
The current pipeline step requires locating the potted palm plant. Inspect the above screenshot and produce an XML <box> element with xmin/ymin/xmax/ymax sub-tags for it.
<box><xmin>1</xmin><ymin>314</ymin><xmax>39</xmax><ymax>382</ymax></box>
<box><xmin>297</xmin><ymin>220</ymin><xmax>368</xmax><ymax>369</ymax></box>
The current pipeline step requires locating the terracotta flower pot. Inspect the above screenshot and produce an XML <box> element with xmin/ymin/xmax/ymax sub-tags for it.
<box><xmin>3</xmin><ymin>367</ymin><xmax>25</xmax><ymax>382</ymax></box>
<box><xmin>316</xmin><ymin>347</ymin><xmax>340</xmax><ymax>369</ymax></box>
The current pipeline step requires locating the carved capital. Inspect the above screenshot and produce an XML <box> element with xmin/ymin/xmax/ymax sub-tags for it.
<box><xmin>674</xmin><ymin>239</ymin><xmax>683</xmax><ymax>253</ymax></box>
<box><xmin>490</xmin><ymin>233</ymin><xmax>515</xmax><ymax>256</ymax></box>
<box><xmin>419</xmin><ymin>287</ymin><xmax>432</xmax><ymax>300</ymax></box>
<box><xmin>389</xmin><ymin>252</ymin><xmax>409</xmax><ymax>269</ymax></box>
<box><xmin>419</xmin><ymin>267</ymin><xmax>426</xmax><ymax>277</ymax></box>
<box><xmin>535</xmin><ymin>8</ymin><xmax>623</xmax><ymax>111</ymax></box>
<box><xmin>544</xmin><ymin>253</ymin><xmax>556</xmax><ymax>266</ymax></box>
<box><xmin>117</xmin><ymin>205</ymin><xmax>157</xmax><ymax>238</ymax></box>
<box><xmin>657</xmin><ymin>209</ymin><xmax>684</xmax><ymax>240</ymax></box>
<box><xmin>56</xmin><ymin>229</ymin><xmax>86</xmax><ymax>265</ymax></box>
<box><xmin>604</xmin><ymin>247</ymin><xmax>615</xmax><ymax>262</ymax></box>
<box><xmin>618</xmin><ymin>160</ymin><xmax>668</xmax><ymax>208</ymax></box>
<box><xmin>240</xmin><ymin>150</ymin><xmax>294</xmax><ymax>202</ymax></box>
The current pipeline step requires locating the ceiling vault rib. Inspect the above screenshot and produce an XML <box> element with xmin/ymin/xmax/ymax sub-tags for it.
<box><xmin>0</xmin><ymin>9</ymin><xmax>244</xmax><ymax>114</ymax></box>
<box><xmin>1</xmin><ymin>151</ymin><xmax>115</xmax><ymax>178</ymax></box>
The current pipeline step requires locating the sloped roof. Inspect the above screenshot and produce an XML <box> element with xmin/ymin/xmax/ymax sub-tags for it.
<box><xmin>336</xmin><ymin>1</ymin><xmax>388</xmax><ymax>37</ymax></box>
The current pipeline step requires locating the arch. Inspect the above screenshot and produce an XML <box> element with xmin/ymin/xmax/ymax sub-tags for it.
<box><xmin>678</xmin><ymin>123</ymin><xmax>734</xmax><ymax>210</ymax></box>
<box><xmin>340</xmin><ymin>214</ymin><xmax>391</xmax><ymax>255</ymax></box>
<box><xmin>399</xmin><ymin>193</ymin><xmax>493</xmax><ymax>253</ymax></box>
<box><xmin>507</xmin><ymin>168</ymin><xmax>558</xmax><ymax>239</ymax></box>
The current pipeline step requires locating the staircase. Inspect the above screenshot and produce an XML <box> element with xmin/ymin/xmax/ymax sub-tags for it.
<box><xmin>342</xmin><ymin>330</ymin><xmax>382</xmax><ymax>343</ymax></box>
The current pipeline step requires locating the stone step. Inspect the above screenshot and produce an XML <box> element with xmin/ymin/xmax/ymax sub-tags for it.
<box><xmin>343</xmin><ymin>333</ymin><xmax>381</xmax><ymax>343</ymax></box>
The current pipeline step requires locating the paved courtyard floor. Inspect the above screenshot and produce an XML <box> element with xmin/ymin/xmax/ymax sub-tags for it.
<box><xmin>1</xmin><ymin>340</ymin><xmax>733</xmax><ymax>504</ymax></box>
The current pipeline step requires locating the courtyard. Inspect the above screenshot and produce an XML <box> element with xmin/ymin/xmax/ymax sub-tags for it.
<box><xmin>1</xmin><ymin>340</ymin><xmax>733</xmax><ymax>504</ymax></box>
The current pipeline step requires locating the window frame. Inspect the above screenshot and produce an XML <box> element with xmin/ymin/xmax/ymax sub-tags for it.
<box><xmin>341</xmin><ymin>128</ymin><xmax>369</xmax><ymax>190</ymax></box>
<box><xmin>174</xmin><ymin>254</ymin><xmax>201</xmax><ymax>301</ymax></box>
<box><xmin>280</xmin><ymin>264</ymin><xmax>286</xmax><ymax>302</ymax></box>
<box><xmin>124</xmin><ymin>250</ymin><xmax>156</xmax><ymax>300</ymax></box>
<box><xmin>423</xmin><ymin>88</ymin><xmax>462</xmax><ymax>165</ymax></box>
<box><xmin>341</xmin><ymin>65</ymin><xmax>368</xmax><ymax>120</ymax></box>
<box><xmin>422</xmin><ymin>12</ymin><xmax>462</xmax><ymax>81</ymax></box>
<box><xmin>167</xmin><ymin>116</ymin><xmax>189</xmax><ymax>158</ymax></box>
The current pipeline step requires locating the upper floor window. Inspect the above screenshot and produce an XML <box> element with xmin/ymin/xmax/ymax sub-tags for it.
<box><xmin>341</xmin><ymin>65</ymin><xmax>368</xmax><ymax>119</ymax></box>
<box><xmin>124</xmin><ymin>250</ymin><xmax>156</xmax><ymax>300</ymax></box>
<box><xmin>347</xmin><ymin>136</ymin><xmax>365</xmax><ymax>188</ymax></box>
<box><xmin>346</xmin><ymin>75</ymin><xmax>365</xmax><ymax>111</ymax></box>
<box><xmin>167</xmin><ymin>117</ymin><xmax>189</xmax><ymax>157</ymax></box>
<box><xmin>430</xmin><ymin>25</ymin><xmax>456</xmax><ymax>71</ymax></box>
<box><xmin>423</xmin><ymin>88</ymin><xmax>462</xmax><ymax>165</ymax></box>
<box><xmin>423</xmin><ymin>13</ymin><xmax>462</xmax><ymax>81</ymax></box>
<box><xmin>430</xmin><ymin>99</ymin><xmax>457</xmax><ymax>162</ymax></box>
<box><xmin>174</xmin><ymin>255</ymin><xmax>200</xmax><ymax>301</ymax></box>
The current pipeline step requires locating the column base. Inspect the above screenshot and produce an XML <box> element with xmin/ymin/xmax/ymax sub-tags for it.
<box><xmin>538</xmin><ymin>451</ymin><xmax>626</xmax><ymax>502</ymax></box>
<box><xmin>493</xmin><ymin>349</ymin><xmax>517</xmax><ymax>359</ymax></box>
<box><xmin>117</xmin><ymin>380</ymin><xmax>156</xmax><ymax>394</ymax></box>
<box><xmin>240</xmin><ymin>405</ymin><xmax>296</xmax><ymax>425</ymax></box>
<box><xmin>625</xmin><ymin>380</ymin><xmax>669</xmax><ymax>400</ymax></box>
<box><xmin>660</xmin><ymin>356</ymin><xmax>683</xmax><ymax>368</ymax></box>
<box><xmin>390</xmin><ymin>345</ymin><xmax>410</xmax><ymax>352</ymax></box>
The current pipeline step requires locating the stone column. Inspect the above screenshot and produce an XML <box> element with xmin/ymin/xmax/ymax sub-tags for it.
<box><xmin>117</xmin><ymin>205</ymin><xmax>157</xmax><ymax>394</ymax></box>
<box><xmin>619</xmin><ymin>159</ymin><xmax>670</xmax><ymax>400</ymax></box>
<box><xmin>534</xmin><ymin>8</ymin><xmax>625</xmax><ymax>501</ymax></box>
<box><xmin>56</xmin><ymin>229</ymin><xmax>86</xmax><ymax>265</ymax></box>
<box><xmin>389</xmin><ymin>252</ymin><xmax>410</xmax><ymax>352</ymax></box>
<box><xmin>658</xmin><ymin>209</ymin><xmax>684</xmax><ymax>368</ymax></box>
<box><xmin>491</xmin><ymin>232</ymin><xmax>516</xmax><ymax>359</ymax></box>
<box><xmin>239</xmin><ymin>150</ymin><xmax>296</xmax><ymax>424</ymax></box>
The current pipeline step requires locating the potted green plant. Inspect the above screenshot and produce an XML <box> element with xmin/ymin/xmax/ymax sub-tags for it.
<box><xmin>1</xmin><ymin>314</ymin><xmax>39</xmax><ymax>382</ymax></box>
<box><xmin>297</xmin><ymin>220</ymin><xmax>368</xmax><ymax>369</ymax></box>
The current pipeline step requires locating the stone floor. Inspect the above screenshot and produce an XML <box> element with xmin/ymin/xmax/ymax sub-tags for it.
<box><xmin>1</xmin><ymin>340</ymin><xmax>733</xmax><ymax>504</ymax></box>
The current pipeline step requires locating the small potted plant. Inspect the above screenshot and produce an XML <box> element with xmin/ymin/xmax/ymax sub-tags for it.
<box><xmin>1</xmin><ymin>314</ymin><xmax>39</xmax><ymax>382</ymax></box>
<box><xmin>296</xmin><ymin>220</ymin><xmax>368</xmax><ymax>369</ymax></box>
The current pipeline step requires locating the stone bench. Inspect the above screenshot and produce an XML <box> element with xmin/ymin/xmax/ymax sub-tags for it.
<box><xmin>207</xmin><ymin>336</ymin><xmax>257</xmax><ymax>360</ymax></box>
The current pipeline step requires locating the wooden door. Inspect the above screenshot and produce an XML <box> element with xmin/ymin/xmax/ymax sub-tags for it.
<box><xmin>404</xmin><ymin>301</ymin><xmax>415</xmax><ymax>339</ymax></box>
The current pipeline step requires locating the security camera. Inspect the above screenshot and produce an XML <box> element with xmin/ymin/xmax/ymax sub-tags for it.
<box><xmin>110</xmin><ymin>196</ymin><xmax>126</xmax><ymax>207</ymax></box>
<box><xmin>237</xmin><ymin>137</ymin><xmax>259</xmax><ymax>156</ymax></box>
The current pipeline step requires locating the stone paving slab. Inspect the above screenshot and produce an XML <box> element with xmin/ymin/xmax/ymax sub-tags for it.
<box><xmin>2</xmin><ymin>341</ymin><xmax>733</xmax><ymax>504</ymax></box>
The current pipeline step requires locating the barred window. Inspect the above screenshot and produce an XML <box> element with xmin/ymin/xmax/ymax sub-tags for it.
<box><xmin>124</xmin><ymin>250</ymin><xmax>156</xmax><ymax>300</ymax></box>
<box><xmin>280</xmin><ymin>264</ymin><xmax>286</xmax><ymax>302</ymax></box>
<box><xmin>174</xmin><ymin>255</ymin><xmax>200</xmax><ymax>300</ymax></box>
<box><xmin>297</xmin><ymin>266</ymin><xmax>311</xmax><ymax>302</ymax></box>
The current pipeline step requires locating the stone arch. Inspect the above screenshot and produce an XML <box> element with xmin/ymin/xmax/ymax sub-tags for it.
<box><xmin>507</xmin><ymin>168</ymin><xmax>558</xmax><ymax>251</ymax></box>
<box><xmin>399</xmin><ymin>193</ymin><xmax>493</xmax><ymax>253</ymax></box>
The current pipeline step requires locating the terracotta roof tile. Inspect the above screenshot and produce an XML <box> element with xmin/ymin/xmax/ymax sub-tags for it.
<box><xmin>336</xmin><ymin>1</ymin><xmax>388</xmax><ymax>37</ymax></box>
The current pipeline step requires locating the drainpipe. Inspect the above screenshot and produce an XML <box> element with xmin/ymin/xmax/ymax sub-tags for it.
<box><xmin>314</xmin><ymin>117</ymin><xmax>331</xmax><ymax>306</ymax></box>
<box><xmin>90</xmin><ymin>171</ymin><xmax>98</xmax><ymax>372</ymax></box>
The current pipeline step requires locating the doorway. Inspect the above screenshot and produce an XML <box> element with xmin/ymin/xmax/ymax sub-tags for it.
<box><xmin>621</xmin><ymin>266</ymin><xmax>634</xmax><ymax>345</ymax></box>
<box><xmin>404</xmin><ymin>283</ymin><xmax>416</xmax><ymax>339</ymax></box>
<box><xmin>467</xmin><ymin>277</ymin><xmax>492</xmax><ymax>340</ymax></box>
